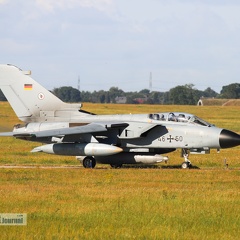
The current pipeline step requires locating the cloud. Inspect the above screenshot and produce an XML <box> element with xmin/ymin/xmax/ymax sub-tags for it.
<box><xmin>0</xmin><ymin>0</ymin><xmax>8</xmax><ymax>4</ymax></box>
<box><xmin>1</xmin><ymin>0</ymin><xmax>240</xmax><ymax>93</ymax></box>
<box><xmin>36</xmin><ymin>0</ymin><xmax>114</xmax><ymax>14</ymax></box>
<box><xmin>0</xmin><ymin>38</ymin><xmax>34</xmax><ymax>54</ymax></box>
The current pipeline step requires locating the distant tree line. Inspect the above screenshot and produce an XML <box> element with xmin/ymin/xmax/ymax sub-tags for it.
<box><xmin>51</xmin><ymin>83</ymin><xmax>240</xmax><ymax>105</ymax></box>
<box><xmin>0</xmin><ymin>83</ymin><xmax>239</xmax><ymax>105</ymax></box>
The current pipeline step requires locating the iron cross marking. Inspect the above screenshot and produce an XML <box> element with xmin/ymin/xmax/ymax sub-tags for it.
<box><xmin>167</xmin><ymin>135</ymin><xmax>174</xmax><ymax>143</ymax></box>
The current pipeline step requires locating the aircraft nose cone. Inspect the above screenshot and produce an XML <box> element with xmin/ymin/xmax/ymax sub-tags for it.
<box><xmin>219</xmin><ymin>129</ymin><xmax>240</xmax><ymax>148</ymax></box>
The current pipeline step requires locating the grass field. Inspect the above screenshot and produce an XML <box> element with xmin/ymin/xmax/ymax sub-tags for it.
<box><xmin>0</xmin><ymin>102</ymin><xmax>240</xmax><ymax>239</ymax></box>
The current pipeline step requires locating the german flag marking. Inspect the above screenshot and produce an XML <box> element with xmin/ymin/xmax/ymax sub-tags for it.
<box><xmin>24</xmin><ymin>84</ymin><xmax>32</xmax><ymax>90</ymax></box>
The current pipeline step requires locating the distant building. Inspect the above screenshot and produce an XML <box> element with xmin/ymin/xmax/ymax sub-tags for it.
<box><xmin>197</xmin><ymin>98</ymin><xmax>240</xmax><ymax>106</ymax></box>
<box><xmin>133</xmin><ymin>97</ymin><xmax>148</xmax><ymax>104</ymax></box>
<box><xmin>115</xmin><ymin>96</ymin><xmax>127</xmax><ymax>104</ymax></box>
<box><xmin>197</xmin><ymin>99</ymin><xmax>203</xmax><ymax>106</ymax></box>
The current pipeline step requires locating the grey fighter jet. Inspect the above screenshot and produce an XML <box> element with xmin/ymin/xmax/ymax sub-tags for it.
<box><xmin>0</xmin><ymin>64</ymin><xmax>240</xmax><ymax>169</ymax></box>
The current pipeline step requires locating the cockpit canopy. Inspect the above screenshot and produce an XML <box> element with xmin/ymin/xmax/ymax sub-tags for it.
<box><xmin>148</xmin><ymin>112</ymin><xmax>212</xmax><ymax>127</ymax></box>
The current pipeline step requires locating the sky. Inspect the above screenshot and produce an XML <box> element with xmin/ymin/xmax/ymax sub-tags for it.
<box><xmin>1</xmin><ymin>0</ymin><xmax>240</xmax><ymax>93</ymax></box>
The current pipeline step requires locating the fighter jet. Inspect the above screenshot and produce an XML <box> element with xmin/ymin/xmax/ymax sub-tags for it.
<box><xmin>0</xmin><ymin>64</ymin><xmax>239</xmax><ymax>169</ymax></box>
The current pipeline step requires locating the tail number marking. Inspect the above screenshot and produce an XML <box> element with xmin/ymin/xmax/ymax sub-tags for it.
<box><xmin>158</xmin><ymin>135</ymin><xmax>183</xmax><ymax>143</ymax></box>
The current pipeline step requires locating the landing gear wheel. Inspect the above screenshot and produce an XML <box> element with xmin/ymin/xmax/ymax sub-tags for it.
<box><xmin>181</xmin><ymin>149</ymin><xmax>192</xmax><ymax>169</ymax></box>
<box><xmin>110</xmin><ymin>164</ymin><xmax>122</xmax><ymax>169</ymax></box>
<box><xmin>83</xmin><ymin>157</ymin><xmax>96</xmax><ymax>168</ymax></box>
<box><xmin>181</xmin><ymin>161</ymin><xmax>191</xmax><ymax>169</ymax></box>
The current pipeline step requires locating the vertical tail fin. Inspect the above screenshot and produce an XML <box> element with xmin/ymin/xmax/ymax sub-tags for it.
<box><xmin>0</xmin><ymin>64</ymin><xmax>82</xmax><ymax>122</ymax></box>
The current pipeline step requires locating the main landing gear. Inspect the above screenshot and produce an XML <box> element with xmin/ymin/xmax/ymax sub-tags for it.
<box><xmin>110</xmin><ymin>164</ymin><xmax>123</xmax><ymax>169</ymax></box>
<box><xmin>181</xmin><ymin>149</ymin><xmax>192</xmax><ymax>169</ymax></box>
<box><xmin>83</xmin><ymin>156</ymin><xmax>96</xmax><ymax>168</ymax></box>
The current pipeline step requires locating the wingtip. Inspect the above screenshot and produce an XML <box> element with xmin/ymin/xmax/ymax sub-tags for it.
<box><xmin>0</xmin><ymin>132</ymin><xmax>14</xmax><ymax>137</ymax></box>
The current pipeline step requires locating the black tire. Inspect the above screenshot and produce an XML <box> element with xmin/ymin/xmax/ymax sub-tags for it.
<box><xmin>83</xmin><ymin>157</ymin><xmax>96</xmax><ymax>168</ymax></box>
<box><xmin>110</xmin><ymin>164</ymin><xmax>122</xmax><ymax>169</ymax></box>
<box><xmin>181</xmin><ymin>162</ymin><xmax>190</xmax><ymax>169</ymax></box>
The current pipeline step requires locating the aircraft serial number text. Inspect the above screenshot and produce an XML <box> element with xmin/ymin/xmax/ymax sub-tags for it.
<box><xmin>158</xmin><ymin>135</ymin><xmax>183</xmax><ymax>143</ymax></box>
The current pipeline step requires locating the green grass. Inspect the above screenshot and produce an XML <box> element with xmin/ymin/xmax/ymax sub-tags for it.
<box><xmin>0</xmin><ymin>168</ymin><xmax>240</xmax><ymax>239</ymax></box>
<box><xmin>0</xmin><ymin>102</ymin><xmax>240</xmax><ymax>239</ymax></box>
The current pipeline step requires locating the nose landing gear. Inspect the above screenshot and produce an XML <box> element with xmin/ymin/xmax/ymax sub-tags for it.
<box><xmin>181</xmin><ymin>149</ymin><xmax>192</xmax><ymax>169</ymax></box>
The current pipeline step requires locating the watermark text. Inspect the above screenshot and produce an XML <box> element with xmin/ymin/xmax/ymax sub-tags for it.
<box><xmin>0</xmin><ymin>213</ymin><xmax>27</xmax><ymax>226</ymax></box>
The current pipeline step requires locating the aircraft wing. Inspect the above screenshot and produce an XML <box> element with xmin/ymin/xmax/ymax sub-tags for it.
<box><xmin>0</xmin><ymin>121</ymin><xmax>160</xmax><ymax>141</ymax></box>
<box><xmin>0</xmin><ymin>122</ymin><xmax>129</xmax><ymax>139</ymax></box>
<box><xmin>0</xmin><ymin>132</ymin><xmax>15</xmax><ymax>137</ymax></box>
<box><xmin>23</xmin><ymin>123</ymin><xmax>108</xmax><ymax>138</ymax></box>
